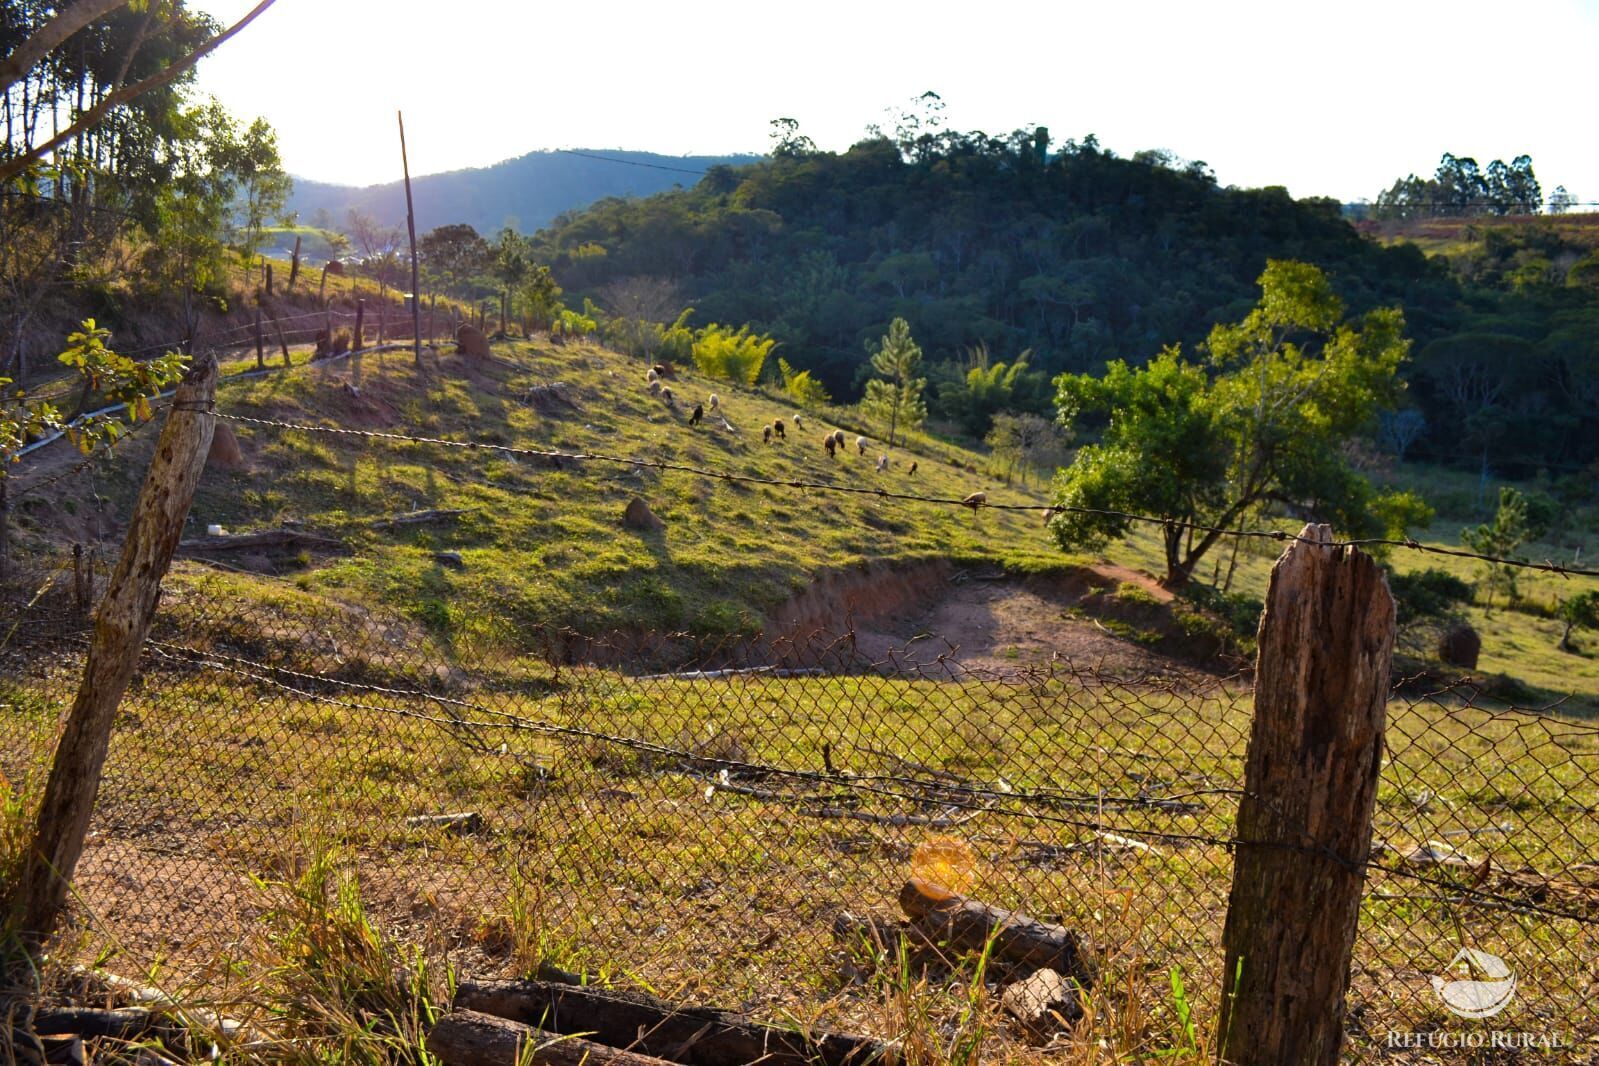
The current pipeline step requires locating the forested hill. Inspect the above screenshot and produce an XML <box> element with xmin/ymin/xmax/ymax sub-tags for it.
<box><xmin>530</xmin><ymin>134</ymin><xmax>1599</xmax><ymax>478</ymax></box>
<box><xmin>288</xmin><ymin>149</ymin><xmax>761</xmax><ymax>235</ymax></box>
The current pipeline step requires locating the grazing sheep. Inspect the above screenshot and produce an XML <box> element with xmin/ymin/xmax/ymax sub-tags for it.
<box><xmin>772</xmin><ymin>419</ymin><xmax>786</xmax><ymax>440</ymax></box>
<box><xmin>832</xmin><ymin>429</ymin><xmax>846</xmax><ymax>447</ymax></box>
<box><xmin>908</xmin><ymin>461</ymin><xmax>918</xmax><ymax>476</ymax></box>
<box><xmin>962</xmin><ymin>491</ymin><xmax>987</xmax><ymax>509</ymax></box>
<box><xmin>661</xmin><ymin>385</ymin><xmax>676</xmax><ymax>409</ymax></box>
<box><xmin>856</xmin><ymin>436</ymin><xmax>868</xmax><ymax>456</ymax></box>
<box><xmin>824</xmin><ymin>434</ymin><xmax>837</xmax><ymax>458</ymax></box>
<box><xmin>648</xmin><ymin>380</ymin><xmax>662</xmax><ymax>395</ymax></box>
<box><xmin>646</xmin><ymin>367</ymin><xmax>659</xmax><ymax>384</ymax></box>
<box><xmin>689</xmin><ymin>403</ymin><xmax>703</xmax><ymax>426</ymax></box>
<box><xmin>651</xmin><ymin>363</ymin><xmax>676</xmax><ymax>380</ymax></box>
<box><xmin>876</xmin><ymin>454</ymin><xmax>889</xmax><ymax>472</ymax></box>
<box><xmin>763</xmin><ymin>425</ymin><xmax>773</xmax><ymax>443</ymax></box>
<box><xmin>708</xmin><ymin>393</ymin><xmax>720</xmax><ymax>411</ymax></box>
<box><xmin>793</xmin><ymin>413</ymin><xmax>804</xmax><ymax>429</ymax></box>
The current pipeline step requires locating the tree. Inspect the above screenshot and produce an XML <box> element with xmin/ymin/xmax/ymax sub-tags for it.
<box><xmin>1557</xmin><ymin>591</ymin><xmax>1599</xmax><ymax>653</ymax></box>
<box><xmin>346</xmin><ymin>209</ymin><xmax>402</xmax><ymax>298</ymax></box>
<box><xmin>769</xmin><ymin>117</ymin><xmax>817</xmax><ymax>159</ymax></box>
<box><xmin>691</xmin><ymin>324</ymin><xmax>775</xmax><ymax>386</ymax></box>
<box><xmin>1</xmin><ymin>321</ymin><xmax>185</xmax><ymax>580</ymax></box>
<box><xmin>861</xmin><ymin>317</ymin><xmax>927</xmax><ymax>446</ymax></box>
<box><xmin>1460</xmin><ymin>486</ymin><xmax>1537</xmax><ymax>606</ymax></box>
<box><xmin>492</xmin><ymin>227</ymin><xmax>530</xmax><ymax>333</ymax></box>
<box><xmin>1548</xmin><ymin>186</ymin><xmax>1576</xmax><ymax>214</ymax></box>
<box><xmin>209</xmin><ymin>113</ymin><xmax>290</xmax><ymax>275</ymax></box>
<box><xmin>1378</xmin><ymin>408</ymin><xmax>1427</xmax><ymax>463</ymax></box>
<box><xmin>1050</xmin><ymin>260</ymin><xmax>1410</xmax><ymax>585</ymax></box>
<box><xmin>986</xmin><ymin>412</ymin><xmax>1066</xmax><ymax>487</ymax></box>
<box><xmin>418</xmin><ymin>223</ymin><xmax>490</xmax><ymax>299</ymax></box>
<box><xmin>777</xmin><ymin>357</ymin><xmax>831</xmax><ymax>407</ymax></box>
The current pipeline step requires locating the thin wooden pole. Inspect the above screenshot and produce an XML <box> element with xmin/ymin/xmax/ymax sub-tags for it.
<box><xmin>353</xmin><ymin>298</ymin><xmax>365</xmax><ymax>351</ymax></box>
<box><xmin>287</xmin><ymin>234</ymin><xmax>302</xmax><ymax>291</ymax></box>
<box><xmin>399</xmin><ymin>110</ymin><xmax>423</xmax><ymax>369</ymax></box>
<box><xmin>253</xmin><ymin>306</ymin><xmax>264</xmax><ymax>370</ymax></box>
<box><xmin>13</xmin><ymin>355</ymin><xmax>218</xmax><ymax>948</ymax></box>
<box><xmin>1218</xmin><ymin>523</ymin><xmax>1395</xmax><ymax>1065</ymax></box>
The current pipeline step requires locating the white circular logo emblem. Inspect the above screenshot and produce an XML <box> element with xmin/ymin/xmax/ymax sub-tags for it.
<box><xmin>1432</xmin><ymin>947</ymin><xmax>1515</xmax><ymax>1019</ymax></box>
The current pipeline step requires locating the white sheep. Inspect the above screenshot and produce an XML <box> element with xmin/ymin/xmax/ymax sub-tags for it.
<box><xmin>793</xmin><ymin>413</ymin><xmax>804</xmax><ymax>429</ymax></box>
<box><xmin>708</xmin><ymin>393</ymin><xmax>720</xmax><ymax>410</ymax></box>
<box><xmin>876</xmin><ymin>454</ymin><xmax>889</xmax><ymax>472</ymax></box>
<box><xmin>646</xmin><ymin>367</ymin><xmax>659</xmax><ymax>384</ymax></box>
<box><xmin>856</xmin><ymin>435</ymin><xmax>868</xmax><ymax>456</ymax></box>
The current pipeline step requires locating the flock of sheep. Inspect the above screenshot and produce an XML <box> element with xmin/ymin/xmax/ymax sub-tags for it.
<box><xmin>644</xmin><ymin>364</ymin><xmax>916</xmax><ymax>478</ymax></box>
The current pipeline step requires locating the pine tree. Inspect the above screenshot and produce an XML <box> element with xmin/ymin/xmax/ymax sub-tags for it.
<box><xmin>862</xmin><ymin>317</ymin><xmax>927</xmax><ymax>446</ymax></box>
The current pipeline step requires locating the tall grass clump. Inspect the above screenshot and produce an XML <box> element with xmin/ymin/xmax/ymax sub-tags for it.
<box><xmin>249</xmin><ymin>835</ymin><xmax>445</xmax><ymax>1064</ymax></box>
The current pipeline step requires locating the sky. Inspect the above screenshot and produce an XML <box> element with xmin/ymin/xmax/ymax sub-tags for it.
<box><xmin>191</xmin><ymin>0</ymin><xmax>1599</xmax><ymax>204</ymax></box>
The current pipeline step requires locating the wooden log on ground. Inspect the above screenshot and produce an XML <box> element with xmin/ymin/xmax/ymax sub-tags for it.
<box><xmin>178</xmin><ymin>528</ymin><xmax>343</xmax><ymax>553</ymax></box>
<box><xmin>898</xmin><ymin>878</ymin><xmax>1093</xmax><ymax>984</ymax></box>
<box><xmin>369</xmin><ymin>508</ymin><xmax>469</xmax><ymax>530</ymax></box>
<box><xmin>427</xmin><ymin>1009</ymin><xmax>677</xmax><ymax>1066</ymax></box>
<box><xmin>30</xmin><ymin>1006</ymin><xmax>168</xmax><ymax>1041</ymax></box>
<box><xmin>452</xmin><ymin>981</ymin><xmax>894</xmax><ymax>1066</ymax></box>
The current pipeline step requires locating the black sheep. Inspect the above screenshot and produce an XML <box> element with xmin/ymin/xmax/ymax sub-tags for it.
<box><xmin>688</xmin><ymin>403</ymin><xmax>703</xmax><ymax>426</ymax></box>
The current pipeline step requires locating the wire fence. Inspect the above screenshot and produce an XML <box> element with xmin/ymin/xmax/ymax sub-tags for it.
<box><xmin>1</xmin><ymin>559</ymin><xmax>1596</xmax><ymax>1057</ymax></box>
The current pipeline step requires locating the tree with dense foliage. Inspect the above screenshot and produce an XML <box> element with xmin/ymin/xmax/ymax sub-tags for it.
<box><xmin>1558</xmin><ymin>591</ymin><xmax>1599</xmax><ymax>653</ymax></box>
<box><xmin>777</xmin><ymin>357</ymin><xmax>831</xmax><ymax>407</ymax></box>
<box><xmin>1049</xmin><ymin>261</ymin><xmax>1411</xmax><ymax>586</ymax></box>
<box><xmin>691</xmin><ymin>324</ymin><xmax>775</xmax><ymax>386</ymax></box>
<box><xmin>418</xmin><ymin>223</ymin><xmax>490</xmax><ymax>300</ymax></box>
<box><xmin>985</xmin><ymin>412</ymin><xmax>1065</xmax><ymax>487</ymax></box>
<box><xmin>861</xmin><ymin>317</ymin><xmax>927</xmax><ymax>446</ymax></box>
<box><xmin>932</xmin><ymin>342</ymin><xmax>1051</xmax><ymax>438</ymax></box>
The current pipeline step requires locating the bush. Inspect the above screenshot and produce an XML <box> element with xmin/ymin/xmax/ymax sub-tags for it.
<box><xmin>692</xmin><ymin>323</ymin><xmax>775</xmax><ymax>386</ymax></box>
<box><xmin>1388</xmin><ymin>567</ymin><xmax>1474</xmax><ymax>626</ymax></box>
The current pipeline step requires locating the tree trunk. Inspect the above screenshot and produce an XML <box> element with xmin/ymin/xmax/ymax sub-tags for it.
<box><xmin>12</xmin><ymin>354</ymin><xmax>218</xmax><ymax>948</ymax></box>
<box><xmin>452</xmin><ymin>981</ymin><xmax>891</xmax><ymax>1066</ymax></box>
<box><xmin>898</xmin><ymin>878</ymin><xmax>1093</xmax><ymax>981</ymax></box>
<box><xmin>1218</xmin><ymin>523</ymin><xmax>1394</xmax><ymax>1066</ymax></box>
<box><xmin>427</xmin><ymin>1010</ymin><xmax>677</xmax><ymax>1066</ymax></box>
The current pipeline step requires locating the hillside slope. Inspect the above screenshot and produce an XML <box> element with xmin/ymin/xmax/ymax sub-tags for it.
<box><xmin>288</xmin><ymin>149</ymin><xmax>760</xmax><ymax>235</ymax></box>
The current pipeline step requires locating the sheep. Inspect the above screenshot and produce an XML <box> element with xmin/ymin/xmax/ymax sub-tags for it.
<box><xmin>832</xmin><ymin>429</ymin><xmax>846</xmax><ymax>447</ymax></box>
<box><xmin>646</xmin><ymin>367</ymin><xmax>659</xmax><ymax>384</ymax></box>
<box><xmin>876</xmin><ymin>454</ymin><xmax>889</xmax><ymax>473</ymax></box>
<box><xmin>856</xmin><ymin>435</ymin><xmax>868</xmax><ymax>456</ymax></box>
<box><xmin>962</xmin><ymin>491</ymin><xmax>987</xmax><ymax>509</ymax></box>
<box><xmin>824</xmin><ymin>434</ymin><xmax>837</xmax><ymax>457</ymax></box>
<box><xmin>708</xmin><ymin>393</ymin><xmax>720</xmax><ymax>411</ymax></box>
<box><xmin>763</xmin><ymin>425</ymin><xmax>773</xmax><ymax>443</ymax></box>
<box><xmin>772</xmin><ymin>419</ymin><xmax>786</xmax><ymax>440</ymax></box>
<box><xmin>648</xmin><ymin>380</ymin><xmax>662</xmax><ymax>395</ymax></box>
<box><xmin>661</xmin><ymin>385</ymin><xmax>676</xmax><ymax>409</ymax></box>
<box><xmin>908</xmin><ymin>461</ymin><xmax>918</xmax><ymax>476</ymax></box>
<box><xmin>689</xmin><ymin>403</ymin><xmax>703</xmax><ymax>426</ymax></box>
<box><xmin>793</xmin><ymin>413</ymin><xmax>804</xmax><ymax>429</ymax></box>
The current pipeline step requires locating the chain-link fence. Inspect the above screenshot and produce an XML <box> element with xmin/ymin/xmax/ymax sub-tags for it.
<box><xmin>3</xmin><ymin>551</ymin><xmax>1595</xmax><ymax>1058</ymax></box>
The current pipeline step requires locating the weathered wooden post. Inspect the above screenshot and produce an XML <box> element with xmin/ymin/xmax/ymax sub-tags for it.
<box><xmin>1218</xmin><ymin>523</ymin><xmax>1395</xmax><ymax>1065</ymax></box>
<box><xmin>353</xmin><ymin>298</ymin><xmax>365</xmax><ymax>352</ymax></box>
<box><xmin>253</xmin><ymin>306</ymin><xmax>265</xmax><ymax>370</ymax></box>
<box><xmin>263</xmin><ymin>262</ymin><xmax>273</xmax><ymax>297</ymax></box>
<box><xmin>12</xmin><ymin>355</ymin><xmax>218</xmax><ymax>949</ymax></box>
<box><xmin>273</xmin><ymin>314</ymin><xmax>291</xmax><ymax>368</ymax></box>
<box><xmin>287</xmin><ymin>234</ymin><xmax>302</xmax><ymax>291</ymax></box>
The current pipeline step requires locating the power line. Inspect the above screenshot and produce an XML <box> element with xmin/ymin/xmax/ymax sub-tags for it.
<box><xmin>556</xmin><ymin>149</ymin><xmax>714</xmax><ymax>176</ymax></box>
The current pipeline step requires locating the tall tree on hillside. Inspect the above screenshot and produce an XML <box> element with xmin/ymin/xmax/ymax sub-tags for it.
<box><xmin>1049</xmin><ymin>260</ymin><xmax>1412</xmax><ymax>586</ymax></box>
<box><xmin>346</xmin><ymin>208</ymin><xmax>402</xmax><ymax>299</ymax></box>
<box><xmin>222</xmin><ymin>116</ymin><xmax>291</xmax><ymax>272</ymax></box>
<box><xmin>861</xmin><ymin>317</ymin><xmax>927</xmax><ymax>447</ymax></box>
<box><xmin>418</xmin><ymin>223</ymin><xmax>490</xmax><ymax>300</ymax></box>
<box><xmin>1548</xmin><ymin>185</ymin><xmax>1576</xmax><ymax>214</ymax></box>
<box><xmin>493</xmin><ymin>227</ymin><xmax>530</xmax><ymax>334</ymax></box>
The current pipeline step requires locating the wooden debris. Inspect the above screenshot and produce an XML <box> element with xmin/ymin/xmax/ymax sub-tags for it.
<box><xmin>452</xmin><ymin>979</ymin><xmax>894</xmax><ymax>1066</ymax></box>
<box><xmin>30</xmin><ymin>1006</ymin><xmax>168</xmax><ymax>1041</ymax></box>
<box><xmin>427</xmin><ymin>1009</ymin><xmax>676</xmax><ymax>1066</ymax></box>
<box><xmin>898</xmin><ymin>878</ymin><xmax>1093</xmax><ymax>983</ymax></box>
<box><xmin>1000</xmin><ymin>968</ymin><xmax>1083</xmax><ymax>1043</ymax></box>
<box><xmin>406</xmin><ymin>812</ymin><xmax>483</xmax><ymax>834</ymax></box>
<box><xmin>178</xmin><ymin>528</ymin><xmax>343</xmax><ymax>553</ymax></box>
<box><xmin>370</xmin><ymin>508</ymin><xmax>469</xmax><ymax>530</ymax></box>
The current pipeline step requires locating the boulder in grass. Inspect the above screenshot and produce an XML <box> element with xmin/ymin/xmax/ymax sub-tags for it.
<box><xmin>1437</xmin><ymin>621</ymin><xmax>1481</xmax><ymax>670</ymax></box>
<box><xmin>455</xmin><ymin>323</ymin><xmax>491</xmax><ymax>359</ymax></box>
<box><xmin>1001</xmin><ymin>967</ymin><xmax>1082</xmax><ymax>1043</ymax></box>
<box><xmin>622</xmin><ymin>497</ymin><xmax>664</xmax><ymax>533</ymax></box>
<box><xmin>206</xmin><ymin>423</ymin><xmax>245</xmax><ymax>472</ymax></box>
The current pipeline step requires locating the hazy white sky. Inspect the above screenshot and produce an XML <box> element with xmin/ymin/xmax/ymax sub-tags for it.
<box><xmin>192</xmin><ymin>0</ymin><xmax>1599</xmax><ymax>204</ymax></box>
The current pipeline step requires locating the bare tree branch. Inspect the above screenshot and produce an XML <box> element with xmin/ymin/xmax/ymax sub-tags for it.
<box><xmin>0</xmin><ymin>0</ymin><xmax>279</xmax><ymax>186</ymax></box>
<box><xmin>0</xmin><ymin>0</ymin><xmax>128</xmax><ymax>97</ymax></box>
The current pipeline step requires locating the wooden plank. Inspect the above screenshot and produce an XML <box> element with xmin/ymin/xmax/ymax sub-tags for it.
<box><xmin>427</xmin><ymin>1010</ymin><xmax>677</xmax><ymax>1066</ymax></box>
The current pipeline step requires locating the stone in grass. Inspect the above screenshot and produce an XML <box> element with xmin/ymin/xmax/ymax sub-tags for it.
<box><xmin>623</xmin><ymin>497</ymin><xmax>665</xmax><ymax>533</ymax></box>
<box><xmin>1001</xmin><ymin>967</ymin><xmax>1082</xmax><ymax>1044</ymax></box>
<box><xmin>433</xmin><ymin>550</ymin><xmax>465</xmax><ymax>569</ymax></box>
<box><xmin>455</xmin><ymin>323</ymin><xmax>491</xmax><ymax>359</ymax></box>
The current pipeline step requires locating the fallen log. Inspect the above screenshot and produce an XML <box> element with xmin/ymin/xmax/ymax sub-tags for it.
<box><xmin>178</xmin><ymin>528</ymin><xmax>343</xmax><ymax>553</ymax></box>
<box><xmin>370</xmin><ymin>508</ymin><xmax>470</xmax><ymax>530</ymax></box>
<box><xmin>427</xmin><ymin>1009</ymin><xmax>677</xmax><ymax>1066</ymax></box>
<box><xmin>30</xmin><ymin>1006</ymin><xmax>171</xmax><ymax>1041</ymax></box>
<box><xmin>898</xmin><ymin>878</ymin><xmax>1093</xmax><ymax>984</ymax></box>
<box><xmin>453</xmin><ymin>980</ymin><xmax>894</xmax><ymax>1066</ymax></box>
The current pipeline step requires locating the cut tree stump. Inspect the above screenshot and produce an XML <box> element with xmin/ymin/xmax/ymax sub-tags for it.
<box><xmin>898</xmin><ymin>878</ymin><xmax>1093</xmax><ymax>984</ymax></box>
<box><xmin>427</xmin><ymin>1009</ymin><xmax>677</xmax><ymax>1066</ymax></box>
<box><xmin>452</xmin><ymin>980</ymin><xmax>894</xmax><ymax>1066</ymax></box>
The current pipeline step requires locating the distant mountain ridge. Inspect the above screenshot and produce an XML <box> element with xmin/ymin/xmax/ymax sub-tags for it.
<box><xmin>287</xmin><ymin>149</ymin><xmax>763</xmax><ymax>236</ymax></box>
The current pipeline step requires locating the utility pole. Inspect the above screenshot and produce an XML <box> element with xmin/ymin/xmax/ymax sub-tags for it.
<box><xmin>399</xmin><ymin>110</ymin><xmax>423</xmax><ymax>370</ymax></box>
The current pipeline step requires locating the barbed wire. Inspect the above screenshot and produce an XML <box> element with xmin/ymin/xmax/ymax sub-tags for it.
<box><xmin>216</xmin><ymin>410</ymin><xmax>1599</xmax><ymax>580</ymax></box>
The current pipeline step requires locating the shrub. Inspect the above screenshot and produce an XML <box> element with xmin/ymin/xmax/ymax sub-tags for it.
<box><xmin>1388</xmin><ymin>567</ymin><xmax>1474</xmax><ymax>626</ymax></box>
<box><xmin>692</xmin><ymin>323</ymin><xmax>776</xmax><ymax>386</ymax></box>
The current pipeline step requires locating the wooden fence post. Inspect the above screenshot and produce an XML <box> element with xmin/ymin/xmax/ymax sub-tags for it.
<box><xmin>353</xmin><ymin>299</ymin><xmax>365</xmax><ymax>351</ymax></box>
<box><xmin>264</xmin><ymin>262</ymin><xmax>273</xmax><ymax>297</ymax></box>
<box><xmin>273</xmin><ymin>315</ymin><xmax>291</xmax><ymax>368</ymax></box>
<box><xmin>254</xmin><ymin>306</ymin><xmax>265</xmax><ymax>370</ymax></box>
<box><xmin>11</xmin><ymin>354</ymin><xmax>218</xmax><ymax>949</ymax></box>
<box><xmin>1218</xmin><ymin>523</ymin><xmax>1395</xmax><ymax>1065</ymax></box>
<box><xmin>287</xmin><ymin>235</ymin><xmax>302</xmax><ymax>291</ymax></box>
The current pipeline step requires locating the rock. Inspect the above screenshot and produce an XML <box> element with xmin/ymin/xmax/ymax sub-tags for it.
<box><xmin>323</xmin><ymin>259</ymin><xmax>346</xmax><ymax>276</ymax></box>
<box><xmin>1000</xmin><ymin>968</ymin><xmax>1082</xmax><ymax>1043</ymax></box>
<box><xmin>623</xmin><ymin>497</ymin><xmax>665</xmax><ymax>533</ymax></box>
<box><xmin>206</xmin><ymin>423</ymin><xmax>245</xmax><ymax>472</ymax></box>
<box><xmin>455</xmin><ymin>323</ymin><xmax>491</xmax><ymax>359</ymax></box>
<box><xmin>1437</xmin><ymin>621</ymin><xmax>1481</xmax><ymax>669</ymax></box>
<box><xmin>432</xmin><ymin>550</ymin><xmax>465</xmax><ymax>569</ymax></box>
